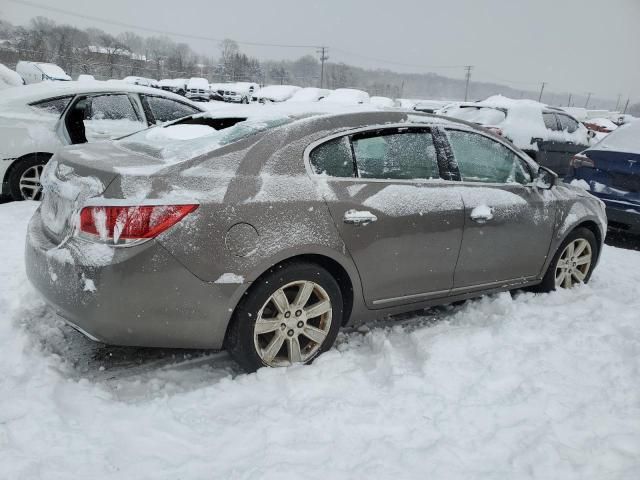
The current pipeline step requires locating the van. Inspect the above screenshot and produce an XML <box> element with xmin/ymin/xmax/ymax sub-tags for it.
<box><xmin>15</xmin><ymin>61</ymin><xmax>71</xmax><ymax>84</ymax></box>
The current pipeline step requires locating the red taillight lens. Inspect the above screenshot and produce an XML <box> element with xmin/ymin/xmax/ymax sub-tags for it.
<box><xmin>79</xmin><ymin>204</ymin><xmax>198</xmax><ymax>243</ymax></box>
<box><xmin>570</xmin><ymin>154</ymin><xmax>595</xmax><ymax>169</ymax></box>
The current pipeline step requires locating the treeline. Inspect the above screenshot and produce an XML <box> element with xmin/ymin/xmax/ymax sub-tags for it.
<box><xmin>0</xmin><ymin>16</ymin><xmax>630</xmax><ymax>111</ymax></box>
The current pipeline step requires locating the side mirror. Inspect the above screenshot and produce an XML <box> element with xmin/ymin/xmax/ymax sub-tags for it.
<box><xmin>531</xmin><ymin>137</ymin><xmax>543</xmax><ymax>145</ymax></box>
<box><xmin>535</xmin><ymin>166</ymin><xmax>557</xmax><ymax>189</ymax></box>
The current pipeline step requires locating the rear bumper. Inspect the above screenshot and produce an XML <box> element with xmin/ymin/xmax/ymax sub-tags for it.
<box><xmin>25</xmin><ymin>208</ymin><xmax>239</xmax><ymax>349</ymax></box>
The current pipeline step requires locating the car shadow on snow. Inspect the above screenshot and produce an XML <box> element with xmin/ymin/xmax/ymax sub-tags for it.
<box><xmin>605</xmin><ymin>231</ymin><xmax>640</xmax><ymax>251</ymax></box>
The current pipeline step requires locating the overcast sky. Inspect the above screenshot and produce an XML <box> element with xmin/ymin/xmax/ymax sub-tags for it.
<box><xmin>2</xmin><ymin>0</ymin><xmax>638</xmax><ymax>101</ymax></box>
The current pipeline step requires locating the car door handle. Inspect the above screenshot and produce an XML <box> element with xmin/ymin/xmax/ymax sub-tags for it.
<box><xmin>343</xmin><ymin>209</ymin><xmax>377</xmax><ymax>226</ymax></box>
<box><xmin>470</xmin><ymin>206</ymin><xmax>494</xmax><ymax>224</ymax></box>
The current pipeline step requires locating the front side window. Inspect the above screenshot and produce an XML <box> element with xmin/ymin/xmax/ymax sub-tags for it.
<box><xmin>543</xmin><ymin>113</ymin><xmax>560</xmax><ymax>131</ymax></box>
<box><xmin>309</xmin><ymin>137</ymin><xmax>354</xmax><ymax>177</ymax></box>
<box><xmin>30</xmin><ymin>96</ymin><xmax>72</xmax><ymax>116</ymax></box>
<box><xmin>144</xmin><ymin>96</ymin><xmax>201</xmax><ymax>123</ymax></box>
<box><xmin>447</xmin><ymin>129</ymin><xmax>532</xmax><ymax>184</ymax></box>
<box><xmin>557</xmin><ymin>114</ymin><xmax>579</xmax><ymax>133</ymax></box>
<box><xmin>352</xmin><ymin>130</ymin><xmax>439</xmax><ymax>180</ymax></box>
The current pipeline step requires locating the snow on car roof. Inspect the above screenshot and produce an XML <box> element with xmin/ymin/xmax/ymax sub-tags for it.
<box><xmin>0</xmin><ymin>80</ymin><xmax>199</xmax><ymax>108</ymax></box>
<box><xmin>34</xmin><ymin>63</ymin><xmax>71</xmax><ymax>80</ymax></box>
<box><xmin>591</xmin><ymin>120</ymin><xmax>640</xmax><ymax>154</ymax></box>
<box><xmin>254</xmin><ymin>85</ymin><xmax>301</xmax><ymax>101</ymax></box>
<box><xmin>322</xmin><ymin>88</ymin><xmax>370</xmax><ymax>104</ymax></box>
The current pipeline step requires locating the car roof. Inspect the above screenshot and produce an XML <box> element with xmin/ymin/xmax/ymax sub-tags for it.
<box><xmin>0</xmin><ymin>80</ymin><xmax>204</xmax><ymax>109</ymax></box>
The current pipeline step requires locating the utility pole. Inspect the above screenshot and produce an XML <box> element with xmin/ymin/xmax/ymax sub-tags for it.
<box><xmin>463</xmin><ymin>65</ymin><xmax>473</xmax><ymax>101</ymax></box>
<box><xmin>538</xmin><ymin>82</ymin><xmax>546</xmax><ymax>102</ymax></box>
<box><xmin>584</xmin><ymin>92</ymin><xmax>592</xmax><ymax>108</ymax></box>
<box><xmin>623</xmin><ymin>97</ymin><xmax>630</xmax><ymax>114</ymax></box>
<box><xmin>317</xmin><ymin>46</ymin><xmax>329</xmax><ymax>89</ymax></box>
<box><xmin>567</xmin><ymin>93</ymin><xmax>572</xmax><ymax>107</ymax></box>
<box><xmin>615</xmin><ymin>94</ymin><xmax>622</xmax><ymax>111</ymax></box>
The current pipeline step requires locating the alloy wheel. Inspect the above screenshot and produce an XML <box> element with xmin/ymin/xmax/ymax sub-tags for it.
<box><xmin>19</xmin><ymin>165</ymin><xmax>44</xmax><ymax>200</ymax></box>
<box><xmin>555</xmin><ymin>238</ymin><xmax>592</xmax><ymax>288</ymax></box>
<box><xmin>253</xmin><ymin>280</ymin><xmax>332</xmax><ymax>367</ymax></box>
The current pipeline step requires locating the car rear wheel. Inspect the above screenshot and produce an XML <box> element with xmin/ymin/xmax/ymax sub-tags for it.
<box><xmin>8</xmin><ymin>154</ymin><xmax>50</xmax><ymax>201</ymax></box>
<box><xmin>537</xmin><ymin>227</ymin><xmax>598</xmax><ymax>292</ymax></box>
<box><xmin>226</xmin><ymin>262</ymin><xmax>343</xmax><ymax>372</ymax></box>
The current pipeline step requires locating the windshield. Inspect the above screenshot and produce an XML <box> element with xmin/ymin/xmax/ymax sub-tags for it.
<box><xmin>118</xmin><ymin>115</ymin><xmax>294</xmax><ymax>163</ymax></box>
<box><xmin>446</xmin><ymin>106</ymin><xmax>507</xmax><ymax>125</ymax></box>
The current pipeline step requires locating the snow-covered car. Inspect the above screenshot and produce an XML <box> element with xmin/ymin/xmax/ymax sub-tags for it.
<box><xmin>25</xmin><ymin>110</ymin><xmax>605</xmax><ymax>372</ymax></box>
<box><xmin>321</xmin><ymin>88</ymin><xmax>370</xmax><ymax>105</ymax></box>
<box><xmin>76</xmin><ymin>74</ymin><xmax>96</xmax><ymax>82</ymax></box>
<box><xmin>159</xmin><ymin>78</ymin><xmax>187</xmax><ymax>96</ymax></box>
<box><xmin>0</xmin><ymin>81</ymin><xmax>204</xmax><ymax>200</ymax></box>
<box><xmin>220</xmin><ymin>82</ymin><xmax>257</xmax><ymax>103</ymax></box>
<box><xmin>287</xmin><ymin>87</ymin><xmax>330</xmax><ymax>102</ymax></box>
<box><xmin>0</xmin><ymin>63</ymin><xmax>24</xmax><ymax>89</ymax></box>
<box><xmin>121</xmin><ymin>76</ymin><xmax>157</xmax><ymax>88</ymax></box>
<box><xmin>186</xmin><ymin>77</ymin><xmax>212</xmax><ymax>102</ymax></box>
<box><xmin>370</xmin><ymin>96</ymin><xmax>396</xmax><ymax>108</ymax></box>
<box><xmin>253</xmin><ymin>85</ymin><xmax>301</xmax><ymax>103</ymax></box>
<box><xmin>16</xmin><ymin>61</ymin><xmax>71</xmax><ymax>84</ymax></box>
<box><xmin>443</xmin><ymin>96</ymin><xmax>591</xmax><ymax>175</ymax></box>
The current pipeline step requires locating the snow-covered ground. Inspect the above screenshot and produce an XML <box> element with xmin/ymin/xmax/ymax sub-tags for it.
<box><xmin>2</xmin><ymin>201</ymin><xmax>640</xmax><ymax>479</ymax></box>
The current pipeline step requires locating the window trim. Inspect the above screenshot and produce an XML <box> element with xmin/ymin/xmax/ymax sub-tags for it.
<box><xmin>555</xmin><ymin>113</ymin><xmax>580</xmax><ymax>133</ymax></box>
<box><xmin>440</xmin><ymin>126</ymin><xmax>536</xmax><ymax>186</ymax></box>
<box><xmin>29</xmin><ymin>95</ymin><xmax>74</xmax><ymax>118</ymax></box>
<box><xmin>542</xmin><ymin>111</ymin><xmax>561</xmax><ymax>132</ymax></box>
<box><xmin>140</xmin><ymin>94</ymin><xmax>204</xmax><ymax>125</ymax></box>
<box><xmin>304</xmin><ymin>123</ymin><xmax>449</xmax><ymax>184</ymax></box>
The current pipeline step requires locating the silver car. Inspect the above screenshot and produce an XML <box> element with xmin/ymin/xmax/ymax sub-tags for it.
<box><xmin>25</xmin><ymin>111</ymin><xmax>607</xmax><ymax>372</ymax></box>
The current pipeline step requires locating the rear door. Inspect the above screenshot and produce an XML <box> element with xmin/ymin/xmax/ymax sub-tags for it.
<box><xmin>441</xmin><ymin>127</ymin><xmax>557</xmax><ymax>290</ymax></box>
<box><xmin>140</xmin><ymin>95</ymin><xmax>202</xmax><ymax>124</ymax></box>
<box><xmin>537</xmin><ymin>112</ymin><xmax>587</xmax><ymax>176</ymax></box>
<box><xmin>308</xmin><ymin>126</ymin><xmax>465</xmax><ymax>308</ymax></box>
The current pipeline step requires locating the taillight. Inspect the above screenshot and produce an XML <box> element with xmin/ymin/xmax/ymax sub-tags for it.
<box><xmin>78</xmin><ymin>204</ymin><xmax>198</xmax><ymax>244</ymax></box>
<box><xmin>570</xmin><ymin>154</ymin><xmax>595</xmax><ymax>169</ymax></box>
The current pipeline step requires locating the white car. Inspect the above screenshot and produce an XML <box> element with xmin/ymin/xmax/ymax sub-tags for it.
<box><xmin>16</xmin><ymin>61</ymin><xmax>71</xmax><ymax>84</ymax></box>
<box><xmin>0</xmin><ymin>81</ymin><xmax>204</xmax><ymax>200</ymax></box>
<box><xmin>253</xmin><ymin>85</ymin><xmax>301</xmax><ymax>103</ymax></box>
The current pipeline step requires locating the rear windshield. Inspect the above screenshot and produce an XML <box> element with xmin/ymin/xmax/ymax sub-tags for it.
<box><xmin>446</xmin><ymin>106</ymin><xmax>507</xmax><ymax>125</ymax></box>
<box><xmin>118</xmin><ymin>114</ymin><xmax>293</xmax><ymax>162</ymax></box>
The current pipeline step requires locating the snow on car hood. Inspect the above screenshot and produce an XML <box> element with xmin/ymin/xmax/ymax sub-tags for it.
<box><xmin>590</xmin><ymin>120</ymin><xmax>640</xmax><ymax>154</ymax></box>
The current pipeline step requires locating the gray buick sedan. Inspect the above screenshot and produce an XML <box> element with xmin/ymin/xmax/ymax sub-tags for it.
<box><xmin>26</xmin><ymin>110</ymin><xmax>607</xmax><ymax>372</ymax></box>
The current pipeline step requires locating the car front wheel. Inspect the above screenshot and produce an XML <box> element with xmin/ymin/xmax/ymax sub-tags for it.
<box><xmin>226</xmin><ymin>262</ymin><xmax>343</xmax><ymax>372</ymax></box>
<box><xmin>538</xmin><ymin>227</ymin><xmax>598</xmax><ymax>291</ymax></box>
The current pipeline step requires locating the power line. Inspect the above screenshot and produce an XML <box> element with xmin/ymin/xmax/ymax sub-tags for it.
<box><xmin>7</xmin><ymin>0</ymin><xmax>321</xmax><ymax>49</ymax></box>
<box><xmin>331</xmin><ymin>47</ymin><xmax>466</xmax><ymax>70</ymax></box>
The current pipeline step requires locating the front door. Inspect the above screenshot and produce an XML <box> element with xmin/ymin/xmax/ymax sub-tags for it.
<box><xmin>308</xmin><ymin>127</ymin><xmax>465</xmax><ymax>308</ymax></box>
<box><xmin>442</xmin><ymin>128</ymin><xmax>557</xmax><ymax>290</ymax></box>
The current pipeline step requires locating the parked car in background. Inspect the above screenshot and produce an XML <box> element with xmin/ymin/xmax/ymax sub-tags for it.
<box><xmin>77</xmin><ymin>74</ymin><xmax>96</xmax><ymax>82</ymax></box>
<box><xmin>224</xmin><ymin>82</ymin><xmax>258</xmax><ymax>103</ymax></box>
<box><xmin>0</xmin><ymin>63</ymin><xmax>24</xmax><ymax>89</ymax></box>
<box><xmin>122</xmin><ymin>76</ymin><xmax>158</xmax><ymax>88</ymax></box>
<box><xmin>253</xmin><ymin>85</ymin><xmax>301</xmax><ymax>103</ymax></box>
<box><xmin>287</xmin><ymin>87</ymin><xmax>330</xmax><ymax>102</ymax></box>
<box><xmin>321</xmin><ymin>88</ymin><xmax>370</xmax><ymax>105</ymax></box>
<box><xmin>208</xmin><ymin>85</ymin><xmax>224</xmax><ymax>102</ymax></box>
<box><xmin>16</xmin><ymin>61</ymin><xmax>71</xmax><ymax>84</ymax></box>
<box><xmin>413</xmin><ymin>100</ymin><xmax>450</xmax><ymax>113</ymax></box>
<box><xmin>565</xmin><ymin>120</ymin><xmax>640</xmax><ymax>235</ymax></box>
<box><xmin>159</xmin><ymin>78</ymin><xmax>187</xmax><ymax>96</ymax></box>
<box><xmin>0</xmin><ymin>82</ymin><xmax>204</xmax><ymax>200</ymax></box>
<box><xmin>186</xmin><ymin>77</ymin><xmax>212</xmax><ymax>102</ymax></box>
<box><xmin>583</xmin><ymin>117</ymin><xmax>618</xmax><ymax>134</ymax></box>
<box><xmin>370</xmin><ymin>96</ymin><xmax>396</xmax><ymax>108</ymax></box>
<box><xmin>443</xmin><ymin>96</ymin><xmax>591</xmax><ymax>176</ymax></box>
<box><xmin>25</xmin><ymin>110</ymin><xmax>605</xmax><ymax>372</ymax></box>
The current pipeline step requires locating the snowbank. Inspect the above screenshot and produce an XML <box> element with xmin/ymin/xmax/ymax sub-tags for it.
<box><xmin>2</xmin><ymin>200</ymin><xmax>640</xmax><ymax>478</ymax></box>
<box><xmin>287</xmin><ymin>87</ymin><xmax>330</xmax><ymax>102</ymax></box>
<box><xmin>370</xmin><ymin>96</ymin><xmax>396</xmax><ymax>108</ymax></box>
<box><xmin>254</xmin><ymin>84</ymin><xmax>301</xmax><ymax>102</ymax></box>
<box><xmin>0</xmin><ymin>63</ymin><xmax>24</xmax><ymax>89</ymax></box>
<box><xmin>322</xmin><ymin>88</ymin><xmax>370</xmax><ymax>105</ymax></box>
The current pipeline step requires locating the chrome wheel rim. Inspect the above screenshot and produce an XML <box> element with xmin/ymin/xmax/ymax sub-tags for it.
<box><xmin>19</xmin><ymin>165</ymin><xmax>44</xmax><ymax>200</ymax></box>
<box><xmin>555</xmin><ymin>238</ymin><xmax>592</xmax><ymax>288</ymax></box>
<box><xmin>254</xmin><ymin>280</ymin><xmax>332</xmax><ymax>367</ymax></box>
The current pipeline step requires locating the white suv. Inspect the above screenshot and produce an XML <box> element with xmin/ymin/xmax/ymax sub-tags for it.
<box><xmin>0</xmin><ymin>81</ymin><xmax>204</xmax><ymax>200</ymax></box>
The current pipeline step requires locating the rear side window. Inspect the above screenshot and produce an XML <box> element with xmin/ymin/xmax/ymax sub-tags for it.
<box><xmin>557</xmin><ymin>114</ymin><xmax>579</xmax><ymax>133</ymax></box>
<box><xmin>30</xmin><ymin>96</ymin><xmax>72</xmax><ymax>116</ymax></box>
<box><xmin>352</xmin><ymin>130</ymin><xmax>439</xmax><ymax>180</ymax></box>
<box><xmin>90</xmin><ymin>94</ymin><xmax>140</xmax><ymax>121</ymax></box>
<box><xmin>447</xmin><ymin>129</ymin><xmax>532</xmax><ymax>185</ymax></box>
<box><xmin>543</xmin><ymin>113</ymin><xmax>560</xmax><ymax>131</ymax></box>
<box><xmin>309</xmin><ymin>137</ymin><xmax>354</xmax><ymax>177</ymax></box>
<box><xmin>144</xmin><ymin>96</ymin><xmax>201</xmax><ymax>123</ymax></box>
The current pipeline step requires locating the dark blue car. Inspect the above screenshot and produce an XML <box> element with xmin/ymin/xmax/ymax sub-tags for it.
<box><xmin>565</xmin><ymin>121</ymin><xmax>640</xmax><ymax>235</ymax></box>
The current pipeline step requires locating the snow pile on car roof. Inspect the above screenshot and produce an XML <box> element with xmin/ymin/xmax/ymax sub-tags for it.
<box><xmin>321</xmin><ymin>88</ymin><xmax>370</xmax><ymax>105</ymax></box>
<box><xmin>287</xmin><ymin>87</ymin><xmax>329</xmax><ymax>102</ymax></box>
<box><xmin>592</xmin><ymin>119</ymin><xmax>640</xmax><ymax>154</ymax></box>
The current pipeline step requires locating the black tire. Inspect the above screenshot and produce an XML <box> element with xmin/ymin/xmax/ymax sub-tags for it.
<box><xmin>226</xmin><ymin>261</ymin><xmax>343</xmax><ymax>373</ymax></box>
<box><xmin>535</xmin><ymin>227</ymin><xmax>598</xmax><ymax>293</ymax></box>
<box><xmin>8</xmin><ymin>154</ymin><xmax>51</xmax><ymax>201</ymax></box>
